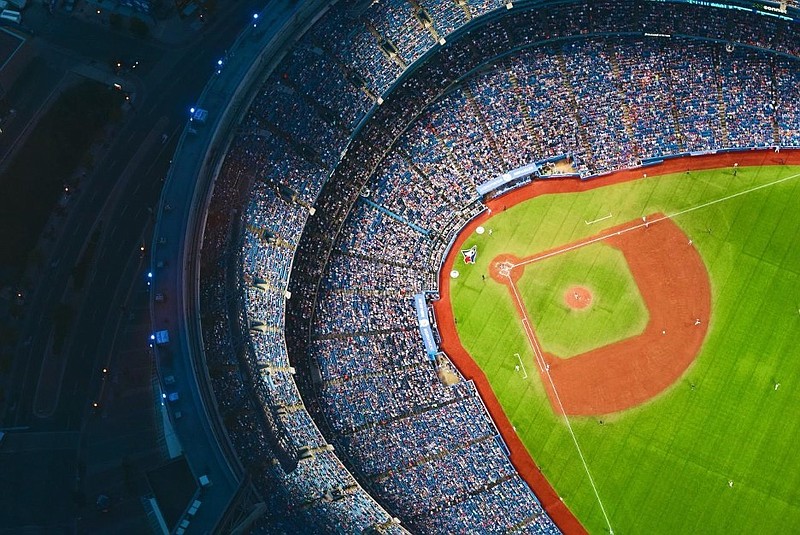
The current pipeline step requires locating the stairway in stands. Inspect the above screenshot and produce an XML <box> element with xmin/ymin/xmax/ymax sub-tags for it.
<box><xmin>456</xmin><ymin>0</ymin><xmax>472</xmax><ymax>20</ymax></box>
<box><xmin>712</xmin><ymin>47</ymin><xmax>730</xmax><ymax>144</ymax></box>
<box><xmin>506</xmin><ymin>67</ymin><xmax>540</xmax><ymax>144</ymax></box>
<box><xmin>555</xmin><ymin>51</ymin><xmax>595</xmax><ymax>163</ymax></box>
<box><xmin>769</xmin><ymin>56</ymin><xmax>782</xmax><ymax>146</ymax></box>
<box><xmin>365</xmin><ymin>20</ymin><xmax>408</xmax><ymax>69</ymax></box>
<box><xmin>604</xmin><ymin>42</ymin><xmax>639</xmax><ymax>156</ymax></box>
<box><xmin>409</xmin><ymin>0</ymin><xmax>442</xmax><ymax>44</ymax></box>
<box><xmin>460</xmin><ymin>83</ymin><xmax>504</xmax><ymax>160</ymax></box>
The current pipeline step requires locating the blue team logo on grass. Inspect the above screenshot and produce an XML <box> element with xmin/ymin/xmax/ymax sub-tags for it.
<box><xmin>461</xmin><ymin>245</ymin><xmax>477</xmax><ymax>264</ymax></box>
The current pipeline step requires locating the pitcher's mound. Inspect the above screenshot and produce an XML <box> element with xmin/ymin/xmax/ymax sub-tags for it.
<box><xmin>565</xmin><ymin>286</ymin><xmax>593</xmax><ymax>310</ymax></box>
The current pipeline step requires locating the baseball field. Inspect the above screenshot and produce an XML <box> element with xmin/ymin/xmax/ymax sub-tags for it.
<box><xmin>439</xmin><ymin>158</ymin><xmax>800</xmax><ymax>534</ymax></box>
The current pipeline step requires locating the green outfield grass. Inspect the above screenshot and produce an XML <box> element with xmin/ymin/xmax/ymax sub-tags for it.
<box><xmin>516</xmin><ymin>243</ymin><xmax>648</xmax><ymax>358</ymax></box>
<box><xmin>450</xmin><ymin>165</ymin><xmax>800</xmax><ymax>534</ymax></box>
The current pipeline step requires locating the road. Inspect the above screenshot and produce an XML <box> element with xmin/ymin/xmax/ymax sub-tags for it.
<box><xmin>0</xmin><ymin>0</ymin><xmax>272</xmax><ymax>530</ymax></box>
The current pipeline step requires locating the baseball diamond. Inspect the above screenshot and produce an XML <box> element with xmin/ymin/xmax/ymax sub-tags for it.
<box><xmin>437</xmin><ymin>154</ymin><xmax>800</xmax><ymax>533</ymax></box>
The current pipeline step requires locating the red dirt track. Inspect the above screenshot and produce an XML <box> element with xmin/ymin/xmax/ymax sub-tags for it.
<box><xmin>433</xmin><ymin>149</ymin><xmax>800</xmax><ymax>534</ymax></box>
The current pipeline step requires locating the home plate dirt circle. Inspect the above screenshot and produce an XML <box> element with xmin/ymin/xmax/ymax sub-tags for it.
<box><xmin>565</xmin><ymin>286</ymin><xmax>593</xmax><ymax>310</ymax></box>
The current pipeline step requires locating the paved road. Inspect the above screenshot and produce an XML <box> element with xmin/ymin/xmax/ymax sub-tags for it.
<box><xmin>9</xmin><ymin>0</ymin><xmax>266</xmax><ymax>433</ymax></box>
<box><xmin>0</xmin><ymin>0</ymin><xmax>274</xmax><ymax>530</ymax></box>
<box><xmin>146</xmin><ymin>2</ymin><xmax>327</xmax><ymax>532</ymax></box>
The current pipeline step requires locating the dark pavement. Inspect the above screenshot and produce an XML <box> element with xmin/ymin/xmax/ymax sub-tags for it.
<box><xmin>0</xmin><ymin>0</ymin><xmax>276</xmax><ymax>532</ymax></box>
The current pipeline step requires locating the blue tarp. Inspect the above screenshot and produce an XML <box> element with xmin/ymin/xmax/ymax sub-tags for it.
<box><xmin>476</xmin><ymin>162</ymin><xmax>540</xmax><ymax>197</ymax></box>
<box><xmin>414</xmin><ymin>293</ymin><xmax>438</xmax><ymax>359</ymax></box>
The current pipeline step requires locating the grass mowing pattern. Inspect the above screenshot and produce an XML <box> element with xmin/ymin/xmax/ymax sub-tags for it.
<box><xmin>450</xmin><ymin>166</ymin><xmax>800</xmax><ymax>534</ymax></box>
<box><xmin>516</xmin><ymin>243</ymin><xmax>649</xmax><ymax>358</ymax></box>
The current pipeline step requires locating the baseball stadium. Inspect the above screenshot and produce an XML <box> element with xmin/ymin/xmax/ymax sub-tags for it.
<box><xmin>187</xmin><ymin>0</ymin><xmax>800</xmax><ymax>533</ymax></box>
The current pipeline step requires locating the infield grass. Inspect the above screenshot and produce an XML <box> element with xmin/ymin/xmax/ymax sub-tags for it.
<box><xmin>516</xmin><ymin>243</ymin><xmax>648</xmax><ymax>358</ymax></box>
<box><xmin>450</xmin><ymin>165</ymin><xmax>800</xmax><ymax>534</ymax></box>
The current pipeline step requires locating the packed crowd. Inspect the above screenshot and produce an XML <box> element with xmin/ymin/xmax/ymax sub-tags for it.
<box><xmin>323</xmin><ymin>251</ymin><xmax>430</xmax><ymax>297</ymax></box>
<box><xmin>366</xmin><ymin>153</ymin><xmax>458</xmax><ymax>235</ymax></box>
<box><xmin>436</xmin><ymin>476</ymin><xmax>561</xmax><ymax>534</ymax></box>
<box><xmin>379</xmin><ymin>36</ymin><xmax>797</xmax><ymax>181</ymax></box>
<box><xmin>312</xmin><ymin>292</ymin><xmax>417</xmax><ymax>336</ymax></box>
<box><xmin>339</xmin><ymin>386</ymin><xmax>497</xmax><ymax>476</ymax></box>
<box><xmin>250</xmin><ymin>84</ymin><xmax>348</xmax><ymax>169</ymax></box>
<box><xmin>612</xmin><ymin>40</ymin><xmax>682</xmax><ymax>158</ymax></box>
<box><xmin>273</xmin><ymin>449</ymin><xmax>404</xmax><ymax>533</ymax></box>
<box><xmin>194</xmin><ymin>0</ymin><xmax>800</xmax><ymax>532</ymax></box>
<box><xmin>775</xmin><ymin>59</ymin><xmax>800</xmax><ymax>146</ymax></box>
<box><xmin>719</xmin><ymin>50</ymin><xmax>776</xmax><ymax>148</ymax></box>
<box><xmin>280</xmin><ymin>45</ymin><xmax>373</xmax><ymax>130</ymax></box>
<box><xmin>564</xmin><ymin>40</ymin><xmax>636</xmax><ymax>171</ymax></box>
<box><xmin>317</xmin><ymin>362</ymin><xmax>461</xmax><ymax>432</ymax></box>
<box><xmin>365</xmin><ymin>0</ymin><xmax>437</xmax><ymax>66</ymax></box>
<box><xmin>469</xmin><ymin>66</ymin><xmax>537</xmax><ymax>170</ymax></box>
<box><xmin>398</xmin><ymin>120</ymin><xmax>479</xmax><ymax>206</ymax></box>
<box><xmin>429</xmin><ymin>88</ymin><xmax>508</xmax><ymax>181</ymax></box>
<box><xmin>373</xmin><ymin>439</ymin><xmax>523</xmax><ymax>522</ymax></box>
<box><xmin>419</xmin><ymin>0</ymin><xmax>467</xmax><ymax>37</ymax></box>
<box><xmin>310</xmin><ymin>322</ymin><xmax>429</xmax><ymax>387</ymax></box>
<box><xmin>337</xmin><ymin>201</ymin><xmax>434</xmax><ymax>266</ymax></box>
<box><xmin>199</xmin><ymin>153</ymin><xmax>401</xmax><ymax>531</ymax></box>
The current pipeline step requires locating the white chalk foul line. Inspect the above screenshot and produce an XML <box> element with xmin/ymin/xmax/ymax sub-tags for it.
<box><xmin>513</xmin><ymin>171</ymin><xmax>800</xmax><ymax>269</ymax></box>
<box><xmin>505</xmin><ymin>273</ymin><xmax>615</xmax><ymax>534</ymax></box>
